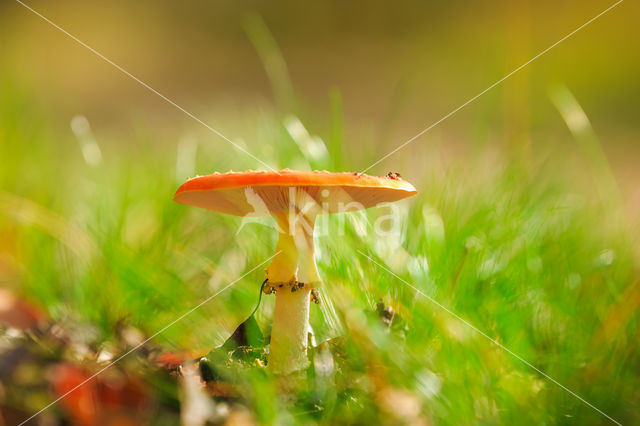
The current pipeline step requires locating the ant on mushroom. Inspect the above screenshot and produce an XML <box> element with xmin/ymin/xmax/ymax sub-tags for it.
<box><xmin>263</xmin><ymin>279</ymin><xmax>320</xmax><ymax>302</ymax></box>
<box><xmin>386</xmin><ymin>171</ymin><xmax>402</xmax><ymax>180</ymax></box>
<box><xmin>310</xmin><ymin>288</ymin><xmax>321</xmax><ymax>305</ymax></box>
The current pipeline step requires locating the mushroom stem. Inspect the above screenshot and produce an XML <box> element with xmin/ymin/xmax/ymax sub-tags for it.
<box><xmin>269</xmin><ymin>285</ymin><xmax>312</xmax><ymax>374</ymax></box>
<box><xmin>266</xmin><ymin>211</ymin><xmax>321</xmax><ymax>286</ymax></box>
<box><xmin>294</xmin><ymin>213</ymin><xmax>321</xmax><ymax>285</ymax></box>
<box><xmin>265</xmin><ymin>215</ymin><xmax>299</xmax><ymax>284</ymax></box>
<box><xmin>266</xmin><ymin>210</ymin><xmax>320</xmax><ymax>374</ymax></box>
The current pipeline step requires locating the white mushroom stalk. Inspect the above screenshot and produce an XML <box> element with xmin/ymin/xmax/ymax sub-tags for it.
<box><xmin>265</xmin><ymin>204</ymin><xmax>321</xmax><ymax>374</ymax></box>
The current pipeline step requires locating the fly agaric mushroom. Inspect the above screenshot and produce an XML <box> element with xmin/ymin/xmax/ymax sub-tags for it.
<box><xmin>174</xmin><ymin>170</ymin><xmax>417</xmax><ymax>374</ymax></box>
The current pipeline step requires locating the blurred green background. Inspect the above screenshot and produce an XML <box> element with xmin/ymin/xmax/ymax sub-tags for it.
<box><xmin>0</xmin><ymin>0</ymin><xmax>639</xmax><ymax>424</ymax></box>
<box><xmin>2</xmin><ymin>0</ymin><xmax>639</xmax><ymax>214</ymax></box>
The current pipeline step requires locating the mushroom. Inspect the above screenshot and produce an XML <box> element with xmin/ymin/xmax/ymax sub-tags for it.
<box><xmin>174</xmin><ymin>169</ymin><xmax>417</xmax><ymax>374</ymax></box>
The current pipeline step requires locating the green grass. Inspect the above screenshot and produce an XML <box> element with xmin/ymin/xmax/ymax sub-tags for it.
<box><xmin>1</xmin><ymin>76</ymin><xmax>638</xmax><ymax>425</ymax></box>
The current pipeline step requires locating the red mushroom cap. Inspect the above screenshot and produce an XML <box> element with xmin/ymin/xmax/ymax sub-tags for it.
<box><xmin>173</xmin><ymin>169</ymin><xmax>417</xmax><ymax>217</ymax></box>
